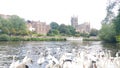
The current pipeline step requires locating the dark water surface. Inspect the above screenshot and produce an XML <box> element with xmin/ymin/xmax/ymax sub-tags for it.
<box><xmin>0</xmin><ymin>41</ymin><xmax>119</xmax><ymax>68</ymax></box>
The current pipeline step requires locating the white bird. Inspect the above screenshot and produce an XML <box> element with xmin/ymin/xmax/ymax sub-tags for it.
<box><xmin>45</xmin><ymin>51</ymin><xmax>59</xmax><ymax>68</ymax></box>
<box><xmin>9</xmin><ymin>55</ymin><xmax>20</xmax><ymax>68</ymax></box>
<box><xmin>59</xmin><ymin>52</ymin><xmax>73</xmax><ymax>68</ymax></box>
<box><xmin>114</xmin><ymin>52</ymin><xmax>120</xmax><ymax>68</ymax></box>
<box><xmin>9</xmin><ymin>55</ymin><xmax>31</xmax><ymax>68</ymax></box>
<box><xmin>22</xmin><ymin>51</ymin><xmax>33</xmax><ymax>64</ymax></box>
<box><xmin>37</xmin><ymin>53</ymin><xmax>45</xmax><ymax>65</ymax></box>
<box><xmin>9</xmin><ymin>51</ymin><xmax>33</xmax><ymax>68</ymax></box>
<box><xmin>104</xmin><ymin>57</ymin><xmax>118</xmax><ymax>68</ymax></box>
<box><xmin>72</xmin><ymin>53</ymin><xmax>84</xmax><ymax>68</ymax></box>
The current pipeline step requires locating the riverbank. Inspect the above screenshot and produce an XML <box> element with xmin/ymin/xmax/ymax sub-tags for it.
<box><xmin>0</xmin><ymin>34</ymin><xmax>66</xmax><ymax>41</ymax></box>
<box><xmin>0</xmin><ymin>34</ymin><xmax>101</xmax><ymax>41</ymax></box>
<box><xmin>83</xmin><ymin>37</ymin><xmax>101</xmax><ymax>41</ymax></box>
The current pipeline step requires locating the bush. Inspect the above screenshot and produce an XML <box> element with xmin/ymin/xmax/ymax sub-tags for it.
<box><xmin>0</xmin><ymin>34</ymin><xmax>10</xmax><ymax>41</ymax></box>
<box><xmin>99</xmin><ymin>23</ymin><xmax>116</xmax><ymax>42</ymax></box>
<box><xmin>83</xmin><ymin>38</ymin><xmax>100</xmax><ymax>41</ymax></box>
<box><xmin>116</xmin><ymin>35</ymin><xmax>120</xmax><ymax>43</ymax></box>
<box><xmin>10</xmin><ymin>36</ymin><xmax>26</xmax><ymax>41</ymax></box>
<box><xmin>26</xmin><ymin>37</ymin><xmax>66</xmax><ymax>41</ymax></box>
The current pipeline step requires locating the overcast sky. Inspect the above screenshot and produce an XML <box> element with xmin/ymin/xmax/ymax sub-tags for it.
<box><xmin>0</xmin><ymin>0</ymin><xmax>108</xmax><ymax>29</ymax></box>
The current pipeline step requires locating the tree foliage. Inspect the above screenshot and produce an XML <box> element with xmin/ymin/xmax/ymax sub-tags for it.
<box><xmin>99</xmin><ymin>0</ymin><xmax>120</xmax><ymax>42</ymax></box>
<box><xmin>99</xmin><ymin>23</ymin><xmax>116</xmax><ymax>42</ymax></box>
<box><xmin>50</xmin><ymin>22</ymin><xmax>59</xmax><ymax>29</ymax></box>
<box><xmin>102</xmin><ymin>0</ymin><xmax>120</xmax><ymax>24</ymax></box>
<box><xmin>90</xmin><ymin>28</ymin><xmax>99</xmax><ymax>36</ymax></box>
<box><xmin>0</xmin><ymin>15</ymin><xmax>28</xmax><ymax>36</ymax></box>
<box><xmin>48</xmin><ymin>22</ymin><xmax>76</xmax><ymax>36</ymax></box>
<box><xmin>113</xmin><ymin>11</ymin><xmax>120</xmax><ymax>35</ymax></box>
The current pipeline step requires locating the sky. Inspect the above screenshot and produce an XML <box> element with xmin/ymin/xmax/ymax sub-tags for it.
<box><xmin>0</xmin><ymin>0</ymin><xmax>108</xmax><ymax>29</ymax></box>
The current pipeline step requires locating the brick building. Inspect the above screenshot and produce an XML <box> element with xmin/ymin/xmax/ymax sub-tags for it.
<box><xmin>27</xmin><ymin>20</ymin><xmax>50</xmax><ymax>35</ymax></box>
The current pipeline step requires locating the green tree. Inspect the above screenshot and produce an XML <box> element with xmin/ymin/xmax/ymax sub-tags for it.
<box><xmin>67</xmin><ymin>26</ymin><xmax>76</xmax><ymax>36</ymax></box>
<box><xmin>48</xmin><ymin>22</ymin><xmax>76</xmax><ymax>36</ymax></box>
<box><xmin>113</xmin><ymin>11</ymin><xmax>120</xmax><ymax>35</ymax></box>
<box><xmin>47</xmin><ymin>29</ymin><xmax>59</xmax><ymax>36</ymax></box>
<box><xmin>50</xmin><ymin>22</ymin><xmax>59</xmax><ymax>29</ymax></box>
<box><xmin>1</xmin><ymin>27</ymin><xmax>10</xmax><ymax>34</ymax></box>
<box><xmin>11</xmin><ymin>28</ymin><xmax>16</xmax><ymax>35</ymax></box>
<box><xmin>0</xmin><ymin>15</ymin><xmax>28</xmax><ymax>36</ymax></box>
<box><xmin>90</xmin><ymin>28</ymin><xmax>99</xmax><ymax>36</ymax></box>
<box><xmin>99</xmin><ymin>0</ymin><xmax>120</xmax><ymax>43</ymax></box>
<box><xmin>59</xmin><ymin>24</ymin><xmax>70</xmax><ymax>35</ymax></box>
<box><xmin>0</xmin><ymin>34</ymin><xmax>10</xmax><ymax>41</ymax></box>
<box><xmin>99</xmin><ymin>23</ymin><xmax>116</xmax><ymax>42</ymax></box>
<box><xmin>8</xmin><ymin>15</ymin><xmax>28</xmax><ymax>35</ymax></box>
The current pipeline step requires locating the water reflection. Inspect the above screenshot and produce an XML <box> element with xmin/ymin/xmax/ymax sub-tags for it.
<box><xmin>0</xmin><ymin>41</ymin><xmax>119</xmax><ymax>68</ymax></box>
<box><xmin>102</xmin><ymin>42</ymin><xmax>120</xmax><ymax>57</ymax></box>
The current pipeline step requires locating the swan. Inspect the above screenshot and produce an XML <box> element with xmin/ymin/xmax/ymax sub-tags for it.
<box><xmin>62</xmin><ymin>61</ymin><xmax>73</xmax><ymax>68</ymax></box>
<box><xmin>15</xmin><ymin>51</ymin><xmax>33</xmax><ymax>68</ymax></box>
<box><xmin>37</xmin><ymin>52</ymin><xmax>45</xmax><ymax>65</ymax></box>
<box><xmin>103</xmin><ymin>57</ymin><xmax>118</xmax><ymax>68</ymax></box>
<box><xmin>9</xmin><ymin>51</ymin><xmax>33</xmax><ymax>68</ymax></box>
<box><xmin>22</xmin><ymin>51</ymin><xmax>33</xmax><ymax>64</ymax></box>
<box><xmin>72</xmin><ymin>53</ymin><xmax>84</xmax><ymax>68</ymax></box>
<box><xmin>9</xmin><ymin>55</ymin><xmax>31</xmax><ymax>68</ymax></box>
<box><xmin>102</xmin><ymin>50</ymin><xmax>119</xmax><ymax>68</ymax></box>
<box><xmin>43</xmin><ymin>50</ymin><xmax>59</xmax><ymax>68</ymax></box>
<box><xmin>59</xmin><ymin>52</ymin><xmax>73</xmax><ymax>68</ymax></box>
<box><xmin>15</xmin><ymin>63</ymin><xmax>29</xmax><ymax>68</ymax></box>
<box><xmin>9</xmin><ymin>55</ymin><xmax>20</xmax><ymax>68</ymax></box>
<box><xmin>114</xmin><ymin>52</ymin><xmax>120</xmax><ymax>68</ymax></box>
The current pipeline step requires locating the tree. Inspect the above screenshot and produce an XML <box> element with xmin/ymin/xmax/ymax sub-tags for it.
<box><xmin>99</xmin><ymin>23</ymin><xmax>116</xmax><ymax>42</ymax></box>
<box><xmin>102</xmin><ymin>0</ymin><xmax>120</xmax><ymax>24</ymax></box>
<box><xmin>90</xmin><ymin>28</ymin><xmax>99</xmax><ymax>36</ymax></box>
<box><xmin>8</xmin><ymin>15</ymin><xmax>28</xmax><ymax>35</ymax></box>
<box><xmin>67</xmin><ymin>26</ymin><xmax>76</xmax><ymax>36</ymax></box>
<box><xmin>99</xmin><ymin>0</ymin><xmax>120</xmax><ymax>42</ymax></box>
<box><xmin>50</xmin><ymin>22</ymin><xmax>59</xmax><ymax>29</ymax></box>
<box><xmin>0</xmin><ymin>15</ymin><xmax>28</xmax><ymax>36</ymax></box>
<box><xmin>113</xmin><ymin>11</ymin><xmax>120</xmax><ymax>35</ymax></box>
<box><xmin>48</xmin><ymin>22</ymin><xmax>76</xmax><ymax>36</ymax></box>
<box><xmin>47</xmin><ymin>29</ymin><xmax>60</xmax><ymax>36</ymax></box>
<box><xmin>59</xmin><ymin>24</ymin><xmax>70</xmax><ymax>35</ymax></box>
<box><xmin>1</xmin><ymin>27</ymin><xmax>10</xmax><ymax>34</ymax></box>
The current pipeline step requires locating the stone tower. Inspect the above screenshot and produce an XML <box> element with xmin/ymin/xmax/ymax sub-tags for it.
<box><xmin>71</xmin><ymin>16</ymin><xmax>78</xmax><ymax>28</ymax></box>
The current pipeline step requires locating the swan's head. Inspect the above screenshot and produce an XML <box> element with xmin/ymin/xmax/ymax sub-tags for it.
<box><xmin>23</xmin><ymin>58</ymin><xmax>33</xmax><ymax>64</ymax></box>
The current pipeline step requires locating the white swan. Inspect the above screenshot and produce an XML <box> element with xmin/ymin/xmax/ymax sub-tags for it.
<box><xmin>72</xmin><ymin>53</ymin><xmax>84</xmax><ymax>68</ymax></box>
<box><xmin>37</xmin><ymin>52</ymin><xmax>45</xmax><ymax>65</ymax></box>
<box><xmin>104</xmin><ymin>57</ymin><xmax>118</xmax><ymax>68</ymax></box>
<box><xmin>9</xmin><ymin>55</ymin><xmax>20</xmax><ymax>68</ymax></box>
<box><xmin>42</xmin><ymin>50</ymin><xmax>59</xmax><ymax>68</ymax></box>
<box><xmin>9</xmin><ymin>55</ymin><xmax>31</xmax><ymax>68</ymax></box>
<box><xmin>22</xmin><ymin>51</ymin><xmax>33</xmax><ymax>65</ymax></box>
<box><xmin>102</xmin><ymin>50</ymin><xmax>119</xmax><ymax>68</ymax></box>
<box><xmin>114</xmin><ymin>52</ymin><xmax>120</xmax><ymax>68</ymax></box>
<box><xmin>59</xmin><ymin>52</ymin><xmax>73</xmax><ymax>68</ymax></box>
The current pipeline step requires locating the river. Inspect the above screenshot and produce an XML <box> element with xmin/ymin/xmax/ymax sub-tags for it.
<box><xmin>0</xmin><ymin>41</ymin><xmax>120</xmax><ymax>68</ymax></box>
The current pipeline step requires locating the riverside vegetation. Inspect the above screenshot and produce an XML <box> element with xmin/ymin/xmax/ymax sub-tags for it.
<box><xmin>99</xmin><ymin>1</ymin><xmax>120</xmax><ymax>43</ymax></box>
<box><xmin>0</xmin><ymin>15</ymin><xmax>97</xmax><ymax>41</ymax></box>
<box><xmin>0</xmin><ymin>15</ymin><xmax>67</xmax><ymax>41</ymax></box>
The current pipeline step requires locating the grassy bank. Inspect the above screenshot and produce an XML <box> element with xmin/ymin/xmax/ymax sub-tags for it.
<box><xmin>0</xmin><ymin>34</ymin><xmax>66</xmax><ymax>41</ymax></box>
<box><xmin>83</xmin><ymin>38</ymin><xmax>101</xmax><ymax>41</ymax></box>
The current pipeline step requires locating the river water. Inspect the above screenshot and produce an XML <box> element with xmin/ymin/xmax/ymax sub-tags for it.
<box><xmin>0</xmin><ymin>41</ymin><xmax>120</xmax><ymax>68</ymax></box>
